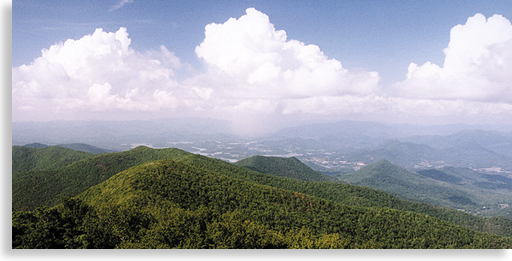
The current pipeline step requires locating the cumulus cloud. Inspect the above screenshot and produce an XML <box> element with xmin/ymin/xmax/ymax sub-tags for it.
<box><xmin>188</xmin><ymin>8</ymin><xmax>382</xmax><ymax>135</ymax></box>
<box><xmin>13</xmin><ymin>9</ymin><xmax>512</xmax><ymax>135</ymax></box>
<box><xmin>195</xmin><ymin>8</ymin><xmax>380</xmax><ymax>102</ymax></box>
<box><xmin>12</xmin><ymin>27</ymin><xmax>191</xmax><ymax>121</ymax></box>
<box><xmin>13</xmin><ymin>8</ymin><xmax>381</xmax><ymax>127</ymax></box>
<box><xmin>393</xmin><ymin>13</ymin><xmax>512</xmax><ymax>103</ymax></box>
<box><xmin>185</xmin><ymin>7</ymin><xmax>382</xmax><ymax>135</ymax></box>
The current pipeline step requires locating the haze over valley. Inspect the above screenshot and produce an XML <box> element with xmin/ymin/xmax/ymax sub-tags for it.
<box><xmin>13</xmin><ymin>118</ymin><xmax>512</xmax><ymax>172</ymax></box>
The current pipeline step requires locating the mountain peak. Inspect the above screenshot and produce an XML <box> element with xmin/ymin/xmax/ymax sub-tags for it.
<box><xmin>235</xmin><ymin>155</ymin><xmax>337</xmax><ymax>182</ymax></box>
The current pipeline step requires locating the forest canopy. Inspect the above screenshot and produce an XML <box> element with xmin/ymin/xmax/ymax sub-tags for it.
<box><xmin>12</xmin><ymin>155</ymin><xmax>512</xmax><ymax>249</ymax></box>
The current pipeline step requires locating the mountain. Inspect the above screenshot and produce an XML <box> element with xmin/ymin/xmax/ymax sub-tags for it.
<box><xmin>12</xmin><ymin>145</ymin><xmax>95</xmax><ymax>175</ymax></box>
<box><xmin>12</xmin><ymin>146</ymin><xmax>512</xmax><ymax>239</ymax></box>
<box><xmin>21</xmin><ymin>142</ymin><xmax>117</xmax><ymax>154</ymax></box>
<box><xmin>336</xmin><ymin>160</ymin><xmax>512</xmax><ymax>219</ymax></box>
<box><xmin>422</xmin><ymin>167</ymin><xmax>512</xmax><ymax>218</ymax></box>
<box><xmin>274</xmin><ymin>123</ymin><xmax>512</xmax><ymax>173</ymax></box>
<box><xmin>416</xmin><ymin>169</ymin><xmax>464</xmax><ymax>184</ymax></box>
<box><xmin>336</xmin><ymin>160</ymin><xmax>475</xmax><ymax>207</ymax></box>
<box><xmin>345</xmin><ymin>141</ymin><xmax>439</xmax><ymax>169</ymax></box>
<box><xmin>234</xmin><ymin>155</ymin><xmax>338</xmax><ymax>182</ymax></box>
<box><xmin>440</xmin><ymin>141</ymin><xmax>512</xmax><ymax>170</ymax></box>
<box><xmin>401</xmin><ymin>129</ymin><xmax>512</xmax><ymax>170</ymax></box>
<box><xmin>406</xmin><ymin>129</ymin><xmax>512</xmax><ymax>155</ymax></box>
<box><xmin>13</xmin><ymin>160</ymin><xmax>512</xmax><ymax>249</ymax></box>
<box><xmin>12</xmin><ymin>146</ymin><xmax>193</xmax><ymax>211</ymax></box>
<box><xmin>272</xmin><ymin>121</ymin><xmax>512</xmax><ymax>152</ymax></box>
<box><xmin>342</xmin><ymin>134</ymin><xmax>512</xmax><ymax>171</ymax></box>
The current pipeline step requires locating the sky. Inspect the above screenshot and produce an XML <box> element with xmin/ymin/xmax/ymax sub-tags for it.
<box><xmin>11</xmin><ymin>0</ymin><xmax>512</xmax><ymax>136</ymax></box>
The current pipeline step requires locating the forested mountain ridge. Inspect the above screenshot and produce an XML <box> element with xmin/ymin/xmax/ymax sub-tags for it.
<box><xmin>12</xmin><ymin>160</ymin><xmax>512</xmax><ymax>249</ymax></box>
<box><xmin>335</xmin><ymin>160</ymin><xmax>512</xmax><ymax>219</ymax></box>
<box><xmin>12</xmin><ymin>146</ymin><xmax>193</xmax><ymax>211</ymax></box>
<box><xmin>235</xmin><ymin>156</ymin><xmax>512</xmax><ymax>237</ymax></box>
<box><xmin>234</xmin><ymin>155</ymin><xmax>338</xmax><ymax>182</ymax></box>
<box><xmin>12</xmin><ymin>145</ymin><xmax>95</xmax><ymax>174</ymax></box>
<box><xmin>12</xmin><ymin>146</ymin><xmax>512</xmax><ymax>238</ymax></box>
<box><xmin>336</xmin><ymin>160</ymin><xmax>473</xmax><ymax>207</ymax></box>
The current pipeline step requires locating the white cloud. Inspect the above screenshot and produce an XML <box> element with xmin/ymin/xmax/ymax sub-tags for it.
<box><xmin>195</xmin><ymin>8</ymin><xmax>380</xmax><ymax>100</ymax></box>
<box><xmin>12</xmin><ymin>9</ymin><xmax>512</xmax><ymax>135</ymax></box>
<box><xmin>186</xmin><ymin>8</ymin><xmax>384</xmax><ymax>135</ymax></box>
<box><xmin>14</xmin><ymin>9</ymin><xmax>380</xmax><ymax>125</ymax></box>
<box><xmin>86</xmin><ymin>83</ymin><xmax>148</xmax><ymax>111</ymax></box>
<box><xmin>393</xmin><ymin>13</ymin><xmax>512</xmax><ymax>103</ymax></box>
<box><xmin>12</xmin><ymin>27</ymin><xmax>186</xmax><ymax>120</ymax></box>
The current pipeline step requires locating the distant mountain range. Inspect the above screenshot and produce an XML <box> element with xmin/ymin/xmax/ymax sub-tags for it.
<box><xmin>272</xmin><ymin>120</ymin><xmax>512</xmax><ymax>151</ymax></box>
<box><xmin>12</xmin><ymin>118</ymin><xmax>231</xmax><ymax>151</ymax></box>
<box><xmin>12</xmin><ymin>119</ymin><xmax>512</xmax><ymax>173</ymax></box>
<box><xmin>233</xmin><ymin>154</ymin><xmax>512</xmax><ymax>219</ymax></box>
<box><xmin>274</xmin><ymin>122</ymin><xmax>512</xmax><ymax>172</ymax></box>
<box><xmin>341</xmin><ymin>130</ymin><xmax>512</xmax><ymax>171</ymax></box>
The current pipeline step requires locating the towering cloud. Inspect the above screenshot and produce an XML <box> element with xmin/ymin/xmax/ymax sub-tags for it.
<box><xmin>190</xmin><ymin>8</ymin><xmax>381</xmax><ymax>135</ymax></box>
<box><xmin>394</xmin><ymin>13</ymin><xmax>512</xmax><ymax>103</ymax></box>
<box><xmin>195</xmin><ymin>8</ymin><xmax>380</xmax><ymax>100</ymax></box>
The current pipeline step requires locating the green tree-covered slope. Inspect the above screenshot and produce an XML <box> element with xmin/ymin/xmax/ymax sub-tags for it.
<box><xmin>172</xmin><ymin>152</ymin><xmax>512</xmax><ymax>238</ymax></box>
<box><xmin>12</xmin><ymin>146</ymin><xmax>193</xmax><ymax>211</ymax></box>
<box><xmin>12</xmin><ymin>145</ymin><xmax>95</xmax><ymax>175</ymax></box>
<box><xmin>336</xmin><ymin>160</ymin><xmax>512</xmax><ymax>219</ymax></box>
<box><xmin>12</xmin><ymin>160</ymin><xmax>512</xmax><ymax>249</ymax></box>
<box><xmin>336</xmin><ymin>160</ymin><xmax>474</xmax><ymax>207</ymax></box>
<box><xmin>234</xmin><ymin>155</ymin><xmax>338</xmax><ymax>182</ymax></box>
<box><xmin>12</xmin><ymin>146</ymin><xmax>512</xmax><ymax>238</ymax></box>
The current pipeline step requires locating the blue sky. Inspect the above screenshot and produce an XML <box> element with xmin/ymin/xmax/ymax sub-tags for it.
<box><xmin>11</xmin><ymin>0</ymin><xmax>512</xmax><ymax>135</ymax></box>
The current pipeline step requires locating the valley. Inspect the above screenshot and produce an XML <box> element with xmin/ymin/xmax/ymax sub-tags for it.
<box><xmin>14</xmin><ymin>120</ymin><xmax>512</xmax><ymax>173</ymax></box>
<box><xmin>143</xmin><ymin>136</ymin><xmax>512</xmax><ymax>175</ymax></box>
